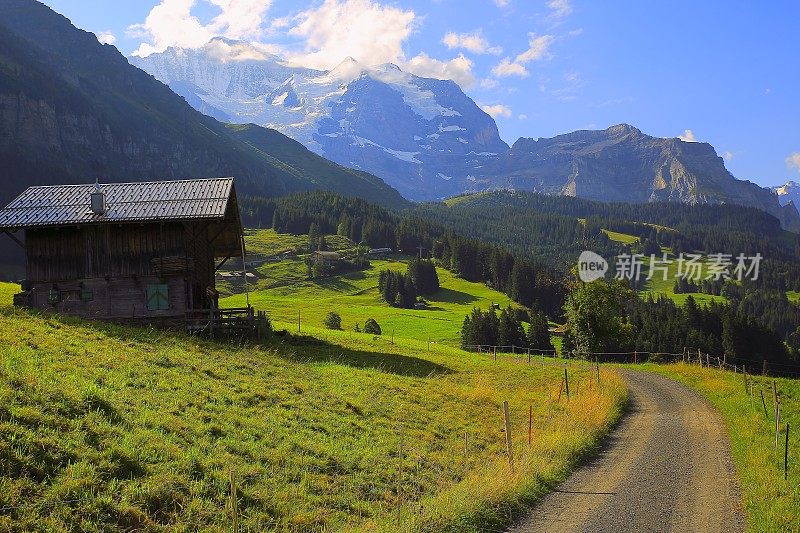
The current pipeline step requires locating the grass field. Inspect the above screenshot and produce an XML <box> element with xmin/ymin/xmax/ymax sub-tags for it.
<box><xmin>0</xmin><ymin>282</ymin><xmax>626</xmax><ymax>531</ymax></box>
<box><xmin>641</xmin><ymin>363</ymin><xmax>799</xmax><ymax>532</ymax></box>
<box><xmin>599</xmin><ymin>228</ymin><xmax>727</xmax><ymax>307</ymax></box>
<box><xmin>222</xmin><ymin>255</ymin><xmax>521</xmax><ymax>347</ymax></box>
<box><xmin>788</xmin><ymin>291</ymin><xmax>800</xmax><ymax>305</ymax></box>
<box><xmin>601</xmin><ymin>229</ymin><xmax>639</xmax><ymax>245</ymax></box>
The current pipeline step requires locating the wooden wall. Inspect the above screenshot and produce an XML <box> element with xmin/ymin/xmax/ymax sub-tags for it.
<box><xmin>22</xmin><ymin>220</ymin><xmax>235</xmax><ymax>318</ymax></box>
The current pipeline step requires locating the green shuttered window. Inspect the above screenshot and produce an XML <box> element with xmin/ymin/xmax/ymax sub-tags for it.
<box><xmin>146</xmin><ymin>284</ymin><xmax>169</xmax><ymax>311</ymax></box>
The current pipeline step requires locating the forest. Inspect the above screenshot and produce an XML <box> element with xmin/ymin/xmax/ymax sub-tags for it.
<box><xmin>242</xmin><ymin>191</ymin><xmax>800</xmax><ymax>374</ymax></box>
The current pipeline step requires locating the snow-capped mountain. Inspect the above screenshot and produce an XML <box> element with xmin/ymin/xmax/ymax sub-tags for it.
<box><xmin>773</xmin><ymin>180</ymin><xmax>800</xmax><ymax>213</ymax></box>
<box><xmin>131</xmin><ymin>38</ymin><xmax>508</xmax><ymax>200</ymax></box>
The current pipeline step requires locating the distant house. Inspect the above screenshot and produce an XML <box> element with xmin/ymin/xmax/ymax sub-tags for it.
<box><xmin>312</xmin><ymin>251</ymin><xmax>342</xmax><ymax>264</ymax></box>
<box><xmin>0</xmin><ymin>178</ymin><xmax>247</xmax><ymax>321</ymax></box>
<box><xmin>367</xmin><ymin>247</ymin><xmax>393</xmax><ymax>258</ymax></box>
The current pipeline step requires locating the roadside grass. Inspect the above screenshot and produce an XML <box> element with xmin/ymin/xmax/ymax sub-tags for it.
<box><xmin>787</xmin><ymin>291</ymin><xmax>799</xmax><ymax>305</ymax></box>
<box><xmin>0</xmin><ymin>282</ymin><xmax>626</xmax><ymax>531</ymax></box>
<box><xmin>639</xmin><ymin>362</ymin><xmax>799</xmax><ymax>532</ymax></box>
<box><xmin>222</xmin><ymin>259</ymin><xmax>521</xmax><ymax>347</ymax></box>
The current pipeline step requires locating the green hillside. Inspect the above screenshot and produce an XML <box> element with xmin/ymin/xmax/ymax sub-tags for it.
<box><xmin>222</xmin><ymin>231</ymin><xmax>522</xmax><ymax>347</ymax></box>
<box><xmin>0</xmin><ymin>282</ymin><xmax>625</xmax><ymax>531</ymax></box>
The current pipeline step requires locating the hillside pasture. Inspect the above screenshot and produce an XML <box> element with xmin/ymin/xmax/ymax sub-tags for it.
<box><xmin>0</xmin><ymin>282</ymin><xmax>626</xmax><ymax>531</ymax></box>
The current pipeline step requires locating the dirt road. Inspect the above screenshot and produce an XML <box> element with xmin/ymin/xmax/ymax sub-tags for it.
<box><xmin>508</xmin><ymin>370</ymin><xmax>745</xmax><ymax>533</ymax></box>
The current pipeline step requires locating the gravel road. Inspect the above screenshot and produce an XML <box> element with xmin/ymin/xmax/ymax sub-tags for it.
<box><xmin>508</xmin><ymin>370</ymin><xmax>745</xmax><ymax>533</ymax></box>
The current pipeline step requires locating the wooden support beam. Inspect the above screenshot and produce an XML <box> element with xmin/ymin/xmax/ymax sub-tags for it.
<box><xmin>214</xmin><ymin>255</ymin><xmax>232</xmax><ymax>272</ymax></box>
<box><xmin>2</xmin><ymin>230</ymin><xmax>24</xmax><ymax>249</ymax></box>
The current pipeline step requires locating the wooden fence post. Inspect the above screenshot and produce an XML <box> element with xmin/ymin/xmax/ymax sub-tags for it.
<box><xmin>503</xmin><ymin>401</ymin><xmax>514</xmax><ymax>472</ymax></box>
<box><xmin>527</xmin><ymin>348</ymin><xmax>531</xmax><ymax>365</ymax></box>
<box><xmin>785</xmin><ymin>423</ymin><xmax>790</xmax><ymax>481</ymax></box>
<box><xmin>775</xmin><ymin>401</ymin><xmax>781</xmax><ymax>449</ymax></box>
<box><xmin>762</xmin><ymin>359</ymin><xmax>768</xmax><ymax>375</ymax></box>
<box><xmin>229</xmin><ymin>470</ymin><xmax>239</xmax><ymax>533</ymax></box>
<box><xmin>564</xmin><ymin>367</ymin><xmax>570</xmax><ymax>401</ymax></box>
<box><xmin>760</xmin><ymin>389</ymin><xmax>769</xmax><ymax>418</ymax></box>
<box><xmin>773</xmin><ymin>380</ymin><xmax>778</xmax><ymax>410</ymax></box>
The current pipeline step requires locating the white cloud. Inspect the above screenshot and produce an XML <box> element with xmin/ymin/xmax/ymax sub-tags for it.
<box><xmin>129</xmin><ymin>0</ymin><xmax>273</xmax><ymax>57</ymax></box>
<box><xmin>516</xmin><ymin>34</ymin><xmax>555</xmax><ymax>63</ymax></box>
<box><xmin>492</xmin><ymin>33</ymin><xmax>554</xmax><ymax>78</ymax></box>
<box><xmin>442</xmin><ymin>30</ymin><xmax>501</xmax><ymax>55</ymax></box>
<box><xmin>678</xmin><ymin>129</ymin><xmax>697</xmax><ymax>142</ymax></box>
<box><xmin>405</xmin><ymin>53</ymin><xmax>476</xmax><ymax>88</ymax></box>
<box><xmin>288</xmin><ymin>0</ymin><xmax>415</xmax><ymax>70</ymax></box>
<box><xmin>481</xmin><ymin>104</ymin><xmax>512</xmax><ymax>118</ymax></box>
<box><xmin>787</xmin><ymin>152</ymin><xmax>800</xmax><ymax>172</ymax></box>
<box><xmin>518</xmin><ymin>113</ymin><xmax>528</xmax><ymax>120</ymax></box>
<box><xmin>547</xmin><ymin>0</ymin><xmax>572</xmax><ymax>18</ymax></box>
<box><xmin>494</xmin><ymin>0</ymin><xmax>510</xmax><ymax>6</ymax></box>
<box><xmin>97</xmin><ymin>31</ymin><xmax>117</xmax><ymax>45</ymax></box>
<box><xmin>492</xmin><ymin>58</ymin><xmax>528</xmax><ymax>77</ymax></box>
<box><xmin>204</xmin><ymin>38</ymin><xmax>280</xmax><ymax>62</ymax></box>
<box><xmin>722</xmin><ymin>151</ymin><xmax>734</xmax><ymax>161</ymax></box>
<box><xmin>568</xmin><ymin>28</ymin><xmax>584</xmax><ymax>37</ymax></box>
<box><xmin>480</xmin><ymin>78</ymin><xmax>500</xmax><ymax>89</ymax></box>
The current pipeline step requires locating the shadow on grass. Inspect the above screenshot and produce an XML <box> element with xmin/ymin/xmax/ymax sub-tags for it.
<box><xmin>433</xmin><ymin>287</ymin><xmax>479</xmax><ymax>305</ymax></box>
<box><xmin>5</xmin><ymin>307</ymin><xmax>452</xmax><ymax>379</ymax></box>
<box><xmin>269</xmin><ymin>333</ymin><xmax>453</xmax><ymax>377</ymax></box>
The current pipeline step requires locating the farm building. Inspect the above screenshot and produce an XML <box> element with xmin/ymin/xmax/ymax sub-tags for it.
<box><xmin>0</xmin><ymin>178</ymin><xmax>258</xmax><ymax>329</ymax></box>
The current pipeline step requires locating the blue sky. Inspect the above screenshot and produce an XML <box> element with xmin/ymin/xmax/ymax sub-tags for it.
<box><xmin>40</xmin><ymin>0</ymin><xmax>800</xmax><ymax>188</ymax></box>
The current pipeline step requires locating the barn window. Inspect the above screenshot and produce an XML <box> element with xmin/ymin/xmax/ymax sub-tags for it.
<box><xmin>146</xmin><ymin>284</ymin><xmax>170</xmax><ymax>311</ymax></box>
<box><xmin>81</xmin><ymin>289</ymin><xmax>94</xmax><ymax>302</ymax></box>
<box><xmin>48</xmin><ymin>289</ymin><xmax>60</xmax><ymax>304</ymax></box>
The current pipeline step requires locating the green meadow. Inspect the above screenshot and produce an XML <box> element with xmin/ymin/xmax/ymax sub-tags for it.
<box><xmin>222</xmin><ymin>237</ymin><xmax>521</xmax><ymax>347</ymax></box>
<box><xmin>602</xmin><ymin>228</ymin><xmax>727</xmax><ymax>306</ymax></box>
<box><xmin>0</xmin><ymin>278</ymin><xmax>626</xmax><ymax>531</ymax></box>
<box><xmin>642</xmin><ymin>363</ymin><xmax>799</xmax><ymax>532</ymax></box>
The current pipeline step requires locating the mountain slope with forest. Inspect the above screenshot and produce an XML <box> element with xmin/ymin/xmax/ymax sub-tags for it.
<box><xmin>0</xmin><ymin>0</ymin><xmax>406</xmax><ymax>208</ymax></box>
<box><xmin>474</xmin><ymin>124</ymin><xmax>800</xmax><ymax>231</ymax></box>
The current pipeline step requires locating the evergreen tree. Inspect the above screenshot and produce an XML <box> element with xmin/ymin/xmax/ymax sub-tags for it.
<box><xmin>527</xmin><ymin>309</ymin><xmax>555</xmax><ymax>352</ymax></box>
<box><xmin>498</xmin><ymin>306</ymin><xmax>526</xmax><ymax>348</ymax></box>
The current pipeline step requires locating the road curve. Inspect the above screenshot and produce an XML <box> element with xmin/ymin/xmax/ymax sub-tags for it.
<box><xmin>508</xmin><ymin>370</ymin><xmax>745</xmax><ymax>533</ymax></box>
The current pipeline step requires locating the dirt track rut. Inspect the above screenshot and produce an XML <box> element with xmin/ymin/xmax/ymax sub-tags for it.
<box><xmin>508</xmin><ymin>370</ymin><xmax>745</xmax><ymax>533</ymax></box>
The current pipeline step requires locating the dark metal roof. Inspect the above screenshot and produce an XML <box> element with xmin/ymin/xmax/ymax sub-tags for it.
<box><xmin>0</xmin><ymin>178</ymin><xmax>235</xmax><ymax>230</ymax></box>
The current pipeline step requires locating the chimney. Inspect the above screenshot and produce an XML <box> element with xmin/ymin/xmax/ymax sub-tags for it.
<box><xmin>90</xmin><ymin>180</ymin><xmax>107</xmax><ymax>215</ymax></box>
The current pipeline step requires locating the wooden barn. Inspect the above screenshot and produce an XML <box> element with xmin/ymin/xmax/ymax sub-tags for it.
<box><xmin>0</xmin><ymin>177</ymin><xmax>261</xmax><ymax>333</ymax></box>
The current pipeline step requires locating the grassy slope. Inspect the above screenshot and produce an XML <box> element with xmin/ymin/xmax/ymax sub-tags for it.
<box><xmin>0</xmin><ymin>282</ymin><xmax>626</xmax><ymax>532</ymax></box>
<box><xmin>641</xmin><ymin>363</ymin><xmax>799</xmax><ymax>531</ymax></box>
<box><xmin>222</xmin><ymin>232</ymin><xmax>522</xmax><ymax>347</ymax></box>
<box><xmin>603</xmin><ymin>229</ymin><xmax>726</xmax><ymax>306</ymax></box>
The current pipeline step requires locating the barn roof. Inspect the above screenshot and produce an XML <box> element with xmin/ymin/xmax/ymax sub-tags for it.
<box><xmin>0</xmin><ymin>178</ymin><xmax>237</xmax><ymax>230</ymax></box>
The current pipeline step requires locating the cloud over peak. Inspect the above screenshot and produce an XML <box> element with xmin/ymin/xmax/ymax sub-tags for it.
<box><xmin>442</xmin><ymin>30</ymin><xmax>501</xmax><ymax>55</ymax></box>
<box><xmin>492</xmin><ymin>33</ymin><xmax>554</xmax><ymax>77</ymax></box>
<box><xmin>129</xmin><ymin>0</ymin><xmax>274</xmax><ymax>57</ymax></box>
<box><xmin>787</xmin><ymin>152</ymin><xmax>800</xmax><ymax>172</ymax></box>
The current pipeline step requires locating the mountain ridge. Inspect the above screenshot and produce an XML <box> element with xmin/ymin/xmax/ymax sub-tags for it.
<box><xmin>131</xmin><ymin>41</ymin><xmax>508</xmax><ymax>200</ymax></box>
<box><xmin>132</xmin><ymin>41</ymin><xmax>798</xmax><ymax>231</ymax></box>
<box><xmin>0</xmin><ymin>0</ymin><xmax>407</xmax><ymax>208</ymax></box>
